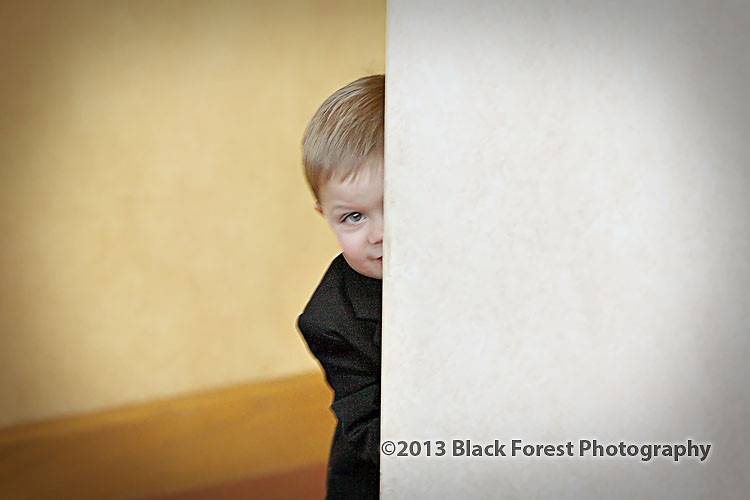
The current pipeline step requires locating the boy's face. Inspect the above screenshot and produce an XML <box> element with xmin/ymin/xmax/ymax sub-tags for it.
<box><xmin>315</xmin><ymin>159</ymin><xmax>383</xmax><ymax>280</ymax></box>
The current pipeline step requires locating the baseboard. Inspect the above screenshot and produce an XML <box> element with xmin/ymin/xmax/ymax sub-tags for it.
<box><xmin>0</xmin><ymin>372</ymin><xmax>335</xmax><ymax>499</ymax></box>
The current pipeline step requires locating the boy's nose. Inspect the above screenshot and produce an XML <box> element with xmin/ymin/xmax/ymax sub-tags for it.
<box><xmin>368</xmin><ymin>217</ymin><xmax>383</xmax><ymax>244</ymax></box>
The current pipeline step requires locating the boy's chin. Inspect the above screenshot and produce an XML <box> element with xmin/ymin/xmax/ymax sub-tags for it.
<box><xmin>358</xmin><ymin>265</ymin><xmax>382</xmax><ymax>280</ymax></box>
<box><xmin>344</xmin><ymin>255</ymin><xmax>382</xmax><ymax>280</ymax></box>
<box><xmin>368</xmin><ymin>269</ymin><xmax>383</xmax><ymax>280</ymax></box>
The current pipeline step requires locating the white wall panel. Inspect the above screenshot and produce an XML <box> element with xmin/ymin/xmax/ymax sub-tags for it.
<box><xmin>383</xmin><ymin>1</ymin><xmax>749</xmax><ymax>498</ymax></box>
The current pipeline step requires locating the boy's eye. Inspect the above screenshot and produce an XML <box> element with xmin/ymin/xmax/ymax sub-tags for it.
<box><xmin>343</xmin><ymin>212</ymin><xmax>364</xmax><ymax>224</ymax></box>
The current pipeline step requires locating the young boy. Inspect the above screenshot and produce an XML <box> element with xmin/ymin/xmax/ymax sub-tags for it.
<box><xmin>296</xmin><ymin>74</ymin><xmax>384</xmax><ymax>499</ymax></box>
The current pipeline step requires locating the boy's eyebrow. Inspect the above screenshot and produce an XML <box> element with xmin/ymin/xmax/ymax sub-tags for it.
<box><xmin>331</xmin><ymin>197</ymin><xmax>383</xmax><ymax>213</ymax></box>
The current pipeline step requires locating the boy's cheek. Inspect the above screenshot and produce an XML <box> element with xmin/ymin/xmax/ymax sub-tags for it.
<box><xmin>335</xmin><ymin>232</ymin><xmax>355</xmax><ymax>248</ymax></box>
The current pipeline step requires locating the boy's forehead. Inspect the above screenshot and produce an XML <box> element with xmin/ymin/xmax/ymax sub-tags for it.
<box><xmin>321</xmin><ymin>170</ymin><xmax>383</xmax><ymax>208</ymax></box>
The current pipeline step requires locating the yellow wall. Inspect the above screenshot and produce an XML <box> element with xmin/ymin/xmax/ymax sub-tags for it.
<box><xmin>0</xmin><ymin>0</ymin><xmax>385</xmax><ymax>428</ymax></box>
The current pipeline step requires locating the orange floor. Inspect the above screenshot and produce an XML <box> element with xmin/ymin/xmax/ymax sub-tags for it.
<box><xmin>150</xmin><ymin>463</ymin><xmax>327</xmax><ymax>500</ymax></box>
<box><xmin>0</xmin><ymin>373</ymin><xmax>334</xmax><ymax>499</ymax></box>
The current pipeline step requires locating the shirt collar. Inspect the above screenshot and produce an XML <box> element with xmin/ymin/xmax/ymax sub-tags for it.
<box><xmin>341</xmin><ymin>254</ymin><xmax>382</xmax><ymax>321</ymax></box>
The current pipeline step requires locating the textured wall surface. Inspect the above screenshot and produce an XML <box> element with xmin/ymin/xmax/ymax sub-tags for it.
<box><xmin>383</xmin><ymin>1</ymin><xmax>749</xmax><ymax>498</ymax></box>
<box><xmin>0</xmin><ymin>0</ymin><xmax>384</xmax><ymax>427</ymax></box>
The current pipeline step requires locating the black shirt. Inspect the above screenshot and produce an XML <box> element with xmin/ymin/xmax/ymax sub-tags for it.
<box><xmin>297</xmin><ymin>253</ymin><xmax>382</xmax><ymax>500</ymax></box>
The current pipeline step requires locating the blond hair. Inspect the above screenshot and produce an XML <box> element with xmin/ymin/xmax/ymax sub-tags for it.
<box><xmin>302</xmin><ymin>74</ymin><xmax>384</xmax><ymax>202</ymax></box>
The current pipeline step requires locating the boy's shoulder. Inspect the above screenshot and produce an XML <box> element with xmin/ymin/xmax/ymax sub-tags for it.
<box><xmin>299</xmin><ymin>253</ymin><xmax>381</xmax><ymax>332</ymax></box>
<box><xmin>300</xmin><ymin>253</ymin><xmax>350</xmax><ymax>323</ymax></box>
